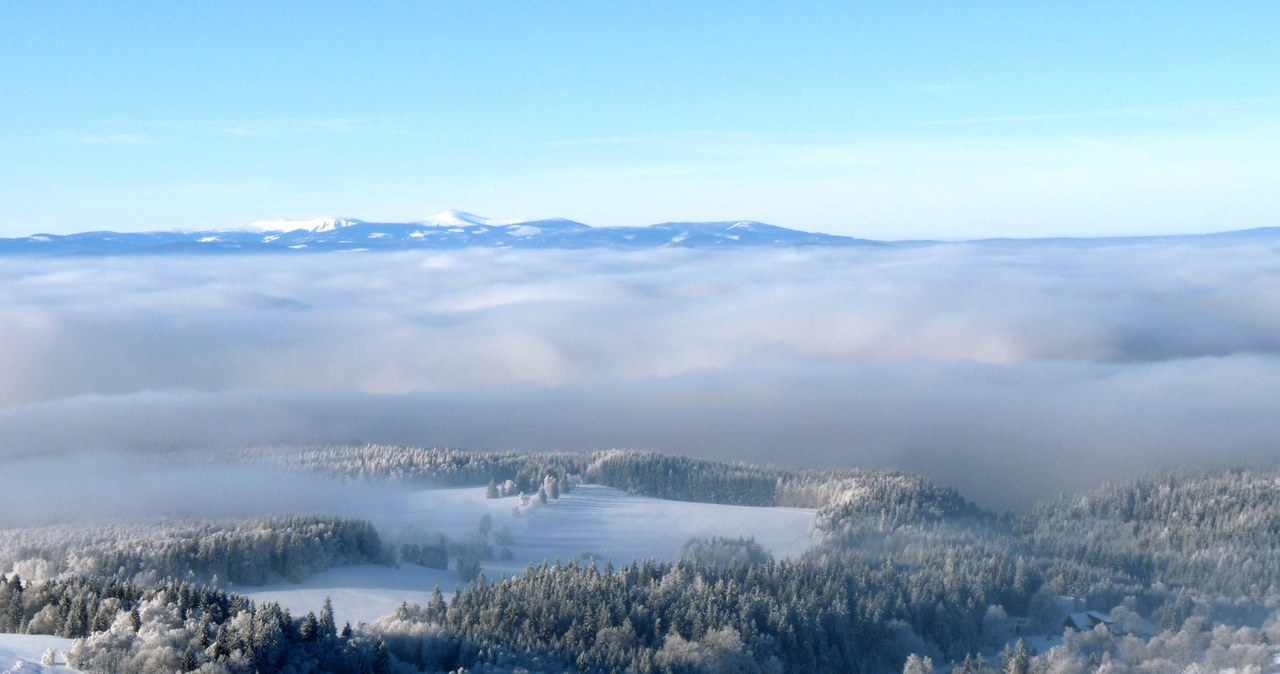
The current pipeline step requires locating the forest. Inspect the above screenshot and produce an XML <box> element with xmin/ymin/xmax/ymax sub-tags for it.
<box><xmin>2</xmin><ymin>446</ymin><xmax>1280</xmax><ymax>673</ymax></box>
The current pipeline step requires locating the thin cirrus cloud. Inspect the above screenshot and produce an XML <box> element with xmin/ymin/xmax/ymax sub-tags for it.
<box><xmin>2</xmin><ymin>239</ymin><xmax>1280</xmax><ymax>509</ymax></box>
<box><xmin>209</xmin><ymin>117</ymin><xmax>367</xmax><ymax>138</ymax></box>
<box><xmin>64</xmin><ymin>117</ymin><xmax>368</xmax><ymax>144</ymax></box>
<box><xmin>62</xmin><ymin>133</ymin><xmax>152</xmax><ymax>145</ymax></box>
<box><xmin>911</xmin><ymin>96</ymin><xmax>1280</xmax><ymax>128</ymax></box>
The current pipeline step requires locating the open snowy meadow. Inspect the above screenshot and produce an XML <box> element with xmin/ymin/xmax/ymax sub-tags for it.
<box><xmin>0</xmin><ymin>634</ymin><xmax>76</xmax><ymax>673</ymax></box>
<box><xmin>242</xmin><ymin>484</ymin><xmax>816</xmax><ymax>625</ymax></box>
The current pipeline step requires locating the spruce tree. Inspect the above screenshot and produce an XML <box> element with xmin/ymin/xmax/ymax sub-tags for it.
<box><xmin>6</xmin><ymin>579</ymin><xmax>22</xmax><ymax>633</ymax></box>
<box><xmin>1004</xmin><ymin>639</ymin><xmax>1030</xmax><ymax>674</ymax></box>
<box><xmin>320</xmin><ymin>597</ymin><xmax>337</xmax><ymax>637</ymax></box>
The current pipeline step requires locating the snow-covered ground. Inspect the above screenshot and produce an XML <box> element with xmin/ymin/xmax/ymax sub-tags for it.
<box><xmin>397</xmin><ymin>484</ymin><xmax>817</xmax><ymax>571</ymax></box>
<box><xmin>238</xmin><ymin>564</ymin><xmax>452</xmax><ymax>625</ymax></box>
<box><xmin>0</xmin><ymin>635</ymin><xmax>79</xmax><ymax>674</ymax></box>
<box><xmin>243</xmin><ymin>484</ymin><xmax>815</xmax><ymax>625</ymax></box>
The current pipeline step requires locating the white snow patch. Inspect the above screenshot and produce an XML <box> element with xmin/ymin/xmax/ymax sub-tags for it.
<box><xmin>0</xmin><ymin>634</ymin><xmax>79</xmax><ymax>674</ymax></box>
<box><xmin>670</xmin><ymin>233</ymin><xmax>689</xmax><ymax>244</ymax></box>
<box><xmin>247</xmin><ymin>217</ymin><xmax>360</xmax><ymax>233</ymax></box>
<box><xmin>287</xmin><ymin>244</ymin><xmax>307</xmax><ymax>249</ymax></box>
<box><xmin>244</xmin><ymin>485</ymin><xmax>815</xmax><ymax>626</ymax></box>
<box><xmin>505</xmin><ymin>225</ymin><xmax>543</xmax><ymax>237</ymax></box>
<box><xmin>728</xmin><ymin>222</ymin><xmax>755</xmax><ymax>230</ymax></box>
<box><xmin>197</xmin><ymin>236</ymin><xmax>220</xmax><ymax>243</ymax></box>
<box><xmin>367</xmin><ymin>232</ymin><xmax>389</xmax><ymax>239</ymax></box>
<box><xmin>396</xmin><ymin>485</ymin><xmax>814</xmax><ymax>570</ymax></box>
<box><xmin>26</xmin><ymin>236</ymin><xmax>51</xmax><ymax>243</ymax></box>
<box><xmin>240</xmin><ymin>564</ymin><xmax>452</xmax><ymax>626</ymax></box>
<box><xmin>420</xmin><ymin>210</ymin><xmax>492</xmax><ymax>228</ymax></box>
<box><xmin>420</xmin><ymin>209</ymin><xmax>538</xmax><ymax>228</ymax></box>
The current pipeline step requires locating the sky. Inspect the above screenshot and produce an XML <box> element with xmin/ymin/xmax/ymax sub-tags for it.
<box><xmin>1</xmin><ymin>2</ymin><xmax>1277</xmax><ymax>239</ymax></box>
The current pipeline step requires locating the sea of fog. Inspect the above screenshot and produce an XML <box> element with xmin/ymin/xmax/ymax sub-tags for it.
<box><xmin>3</xmin><ymin>242</ymin><xmax>1279</xmax><ymax>509</ymax></box>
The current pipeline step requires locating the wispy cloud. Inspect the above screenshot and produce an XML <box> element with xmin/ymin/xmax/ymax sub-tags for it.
<box><xmin>207</xmin><ymin>117</ymin><xmax>367</xmax><ymax>138</ymax></box>
<box><xmin>62</xmin><ymin>132</ymin><xmax>152</xmax><ymax>145</ymax></box>
<box><xmin>526</xmin><ymin>135</ymin><xmax>652</xmax><ymax>149</ymax></box>
<box><xmin>912</xmin><ymin>108</ymin><xmax>1180</xmax><ymax>127</ymax></box>
<box><xmin>68</xmin><ymin>117</ymin><xmax>369</xmax><ymax>143</ymax></box>
<box><xmin>914</xmin><ymin>96</ymin><xmax>1280</xmax><ymax>127</ymax></box>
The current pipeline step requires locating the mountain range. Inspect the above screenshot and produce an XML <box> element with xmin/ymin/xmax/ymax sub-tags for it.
<box><xmin>0</xmin><ymin>210</ymin><xmax>1275</xmax><ymax>256</ymax></box>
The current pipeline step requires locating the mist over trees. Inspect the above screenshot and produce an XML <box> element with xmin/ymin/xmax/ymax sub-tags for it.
<box><xmin>4</xmin><ymin>449</ymin><xmax>1280</xmax><ymax>672</ymax></box>
<box><xmin>0</xmin><ymin>516</ymin><xmax>386</xmax><ymax>587</ymax></box>
<box><xmin>244</xmin><ymin>444</ymin><xmax>976</xmax><ymax>514</ymax></box>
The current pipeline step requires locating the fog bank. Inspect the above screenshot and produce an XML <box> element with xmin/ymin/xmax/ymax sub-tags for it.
<box><xmin>3</xmin><ymin>241</ymin><xmax>1279</xmax><ymax>509</ymax></box>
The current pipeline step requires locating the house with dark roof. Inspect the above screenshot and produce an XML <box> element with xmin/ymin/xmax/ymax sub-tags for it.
<box><xmin>1065</xmin><ymin>611</ymin><xmax>1118</xmax><ymax>633</ymax></box>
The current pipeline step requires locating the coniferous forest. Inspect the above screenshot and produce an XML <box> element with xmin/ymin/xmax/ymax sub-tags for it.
<box><xmin>3</xmin><ymin>447</ymin><xmax>1280</xmax><ymax>673</ymax></box>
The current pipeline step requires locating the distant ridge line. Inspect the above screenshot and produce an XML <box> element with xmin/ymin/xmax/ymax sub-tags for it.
<box><xmin>1</xmin><ymin>213</ymin><xmax>1275</xmax><ymax>257</ymax></box>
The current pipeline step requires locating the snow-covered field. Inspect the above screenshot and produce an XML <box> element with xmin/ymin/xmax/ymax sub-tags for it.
<box><xmin>0</xmin><ymin>634</ymin><xmax>78</xmax><ymax>674</ymax></box>
<box><xmin>243</xmin><ymin>484</ymin><xmax>816</xmax><ymax>624</ymax></box>
<box><xmin>239</xmin><ymin>564</ymin><xmax>452</xmax><ymax>626</ymax></box>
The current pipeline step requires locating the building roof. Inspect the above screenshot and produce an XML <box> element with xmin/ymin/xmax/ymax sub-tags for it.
<box><xmin>1065</xmin><ymin>611</ymin><xmax>1114</xmax><ymax>631</ymax></box>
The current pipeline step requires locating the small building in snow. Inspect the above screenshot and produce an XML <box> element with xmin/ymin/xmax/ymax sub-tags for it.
<box><xmin>1064</xmin><ymin>611</ymin><xmax>1118</xmax><ymax>634</ymax></box>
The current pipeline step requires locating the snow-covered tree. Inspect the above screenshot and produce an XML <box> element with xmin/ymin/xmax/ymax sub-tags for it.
<box><xmin>903</xmin><ymin>653</ymin><xmax>934</xmax><ymax>674</ymax></box>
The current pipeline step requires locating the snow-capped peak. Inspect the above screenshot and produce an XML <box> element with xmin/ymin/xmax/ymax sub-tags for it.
<box><xmin>419</xmin><ymin>209</ymin><xmax>546</xmax><ymax>229</ymax></box>
<box><xmin>420</xmin><ymin>210</ymin><xmax>496</xmax><ymax>228</ymax></box>
<box><xmin>247</xmin><ymin>216</ymin><xmax>360</xmax><ymax>233</ymax></box>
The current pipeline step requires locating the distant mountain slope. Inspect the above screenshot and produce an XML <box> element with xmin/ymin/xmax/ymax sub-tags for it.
<box><xmin>1</xmin><ymin>210</ymin><xmax>1274</xmax><ymax>256</ymax></box>
<box><xmin>0</xmin><ymin>210</ymin><xmax>872</xmax><ymax>256</ymax></box>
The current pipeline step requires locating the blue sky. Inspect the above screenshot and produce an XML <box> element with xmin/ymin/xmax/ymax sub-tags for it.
<box><xmin>1</xmin><ymin>1</ymin><xmax>1277</xmax><ymax>238</ymax></box>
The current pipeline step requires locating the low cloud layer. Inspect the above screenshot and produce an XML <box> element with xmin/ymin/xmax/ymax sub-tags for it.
<box><xmin>3</xmin><ymin>240</ymin><xmax>1280</xmax><ymax>509</ymax></box>
<box><xmin>0</xmin><ymin>449</ymin><xmax>410</xmax><ymax>528</ymax></box>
